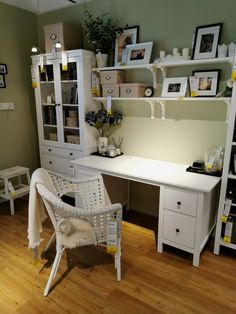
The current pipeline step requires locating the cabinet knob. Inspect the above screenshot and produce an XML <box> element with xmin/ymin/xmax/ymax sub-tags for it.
<box><xmin>48</xmin><ymin>149</ymin><xmax>51</xmax><ymax>152</ymax></box>
<box><xmin>177</xmin><ymin>201</ymin><xmax>181</xmax><ymax>208</ymax></box>
<box><xmin>176</xmin><ymin>228</ymin><xmax>180</xmax><ymax>233</ymax></box>
<box><xmin>49</xmin><ymin>161</ymin><xmax>52</xmax><ymax>164</ymax></box>
<box><xmin>70</xmin><ymin>152</ymin><xmax>73</xmax><ymax>156</ymax></box>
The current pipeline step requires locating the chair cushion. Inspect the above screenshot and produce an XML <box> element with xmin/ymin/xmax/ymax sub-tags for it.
<box><xmin>57</xmin><ymin>218</ymin><xmax>97</xmax><ymax>248</ymax></box>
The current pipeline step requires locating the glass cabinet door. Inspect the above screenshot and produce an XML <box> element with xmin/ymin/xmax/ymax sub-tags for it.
<box><xmin>59</xmin><ymin>61</ymin><xmax>80</xmax><ymax>146</ymax></box>
<box><xmin>39</xmin><ymin>64</ymin><xmax>58</xmax><ymax>142</ymax></box>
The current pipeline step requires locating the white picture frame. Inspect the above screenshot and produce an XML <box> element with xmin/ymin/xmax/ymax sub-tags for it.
<box><xmin>161</xmin><ymin>77</ymin><xmax>188</xmax><ymax>97</ymax></box>
<box><xmin>192</xmin><ymin>70</ymin><xmax>220</xmax><ymax>97</ymax></box>
<box><xmin>125</xmin><ymin>42</ymin><xmax>153</xmax><ymax>65</ymax></box>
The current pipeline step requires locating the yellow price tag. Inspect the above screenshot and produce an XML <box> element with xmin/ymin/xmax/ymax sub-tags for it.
<box><xmin>62</xmin><ymin>64</ymin><xmax>68</xmax><ymax>71</ymax></box>
<box><xmin>190</xmin><ymin>91</ymin><xmax>197</xmax><ymax>97</ymax></box>
<box><xmin>221</xmin><ymin>215</ymin><xmax>228</xmax><ymax>222</ymax></box>
<box><xmin>107</xmin><ymin>245</ymin><xmax>117</xmax><ymax>254</ymax></box>
<box><xmin>224</xmin><ymin>236</ymin><xmax>231</xmax><ymax>243</ymax></box>
<box><xmin>232</xmin><ymin>70</ymin><xmax>236</xmax><ymax>81</ymax></box>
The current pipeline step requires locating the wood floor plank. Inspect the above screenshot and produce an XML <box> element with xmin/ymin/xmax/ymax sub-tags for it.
<box><xmin>0</xmin><ymin>199</ymin><xmax>235</xmax><ymax>313</ymax></box>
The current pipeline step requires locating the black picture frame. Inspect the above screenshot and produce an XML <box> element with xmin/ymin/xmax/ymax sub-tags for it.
<box><xmin>0</xmin><ymin>74</ymin><xmax>5</xmax><ymax>88</ymax></box>
<box><xmin>192</xmin><ymin>23</ymin><xmax>223</xmax><ymax>60</ymax></box>
<box><xmin>0</xmin><ymin>64</ymin><xmax>7</xmax><ymax>74</ymax></box>
<box><xmin>114</xmin><ymin>25</ymin><xmax>139</xmax><ymax>66</ymax></box>
<box><xmin>192</xmin><ymin>69</ymin><xmax>220</xmax><ymax>97</ymax></box>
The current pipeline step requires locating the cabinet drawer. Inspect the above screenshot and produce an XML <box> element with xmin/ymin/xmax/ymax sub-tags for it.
<box><xmin>41</xmin><ymin>154</ymin><xmax>75</xmax><ymax>176</ymax></box>
<box><xmin>163</xmin><ymin>209</ymin><xmax>196</xmax><ymax>249</ymax></box>
<box><xmin>164</xmin><ymin>188</ymin><xmax>197</xmax><ymax>216</ymax></box>
<box><xmin>42</xmin><ymin>145</ymin><xmax>83</xmax><ymax>159</ymax></box>
<box><xmin>75</xmin><ymin>167</ymin><xmax>100</xmax><ymax>178</ymax></box>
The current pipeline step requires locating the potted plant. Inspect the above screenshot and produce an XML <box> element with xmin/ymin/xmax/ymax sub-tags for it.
<box><xmin>85</xmin><ymin>108</ymin><xmax>122</xmax><ymax>154</ymax></box>
<box><xmin>83</xmin><ymin>7</ymin><xmax>128</xmax><ymax>67</ymax></box>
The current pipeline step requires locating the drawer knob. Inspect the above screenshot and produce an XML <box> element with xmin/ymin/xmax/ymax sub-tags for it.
<box><xmin>70</xmin><ymin>152</ymin><xmax>73</xmax><ymax>156</ymax></box>
<box><xmin>48</xmin><ymin>149</ymin><xmax>51</xmax><ymax>152</ymax></box>
<box><xmin>176</xmin><ymin>228</ymin><xmax>180</xmax><ymax>233</ymax></box>
<box><xmin>49</xmin><ymin>161</ymin><xmax>52</xmax><ymax>164</ymax></box>
<box><xmin>177</xmin><ymin>201</ymin><xmax>181</xmax><ymax>208</ymax></box>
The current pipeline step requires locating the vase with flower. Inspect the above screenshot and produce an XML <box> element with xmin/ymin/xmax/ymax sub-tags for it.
<box><xmin>85</xmin><ymin>108</ymin><xmax>122</xmax><ymax>154</ymax></box>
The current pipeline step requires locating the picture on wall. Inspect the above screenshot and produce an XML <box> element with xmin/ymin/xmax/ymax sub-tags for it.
<box><xmin>126</xmin><ymin>42</ymin><xmax>153</xmax><ymax>65</ymax></box>
<box><xmin>114</xmin><ymin>26</ymin><xmax>139</xmax><ymax>66</ymax></box>
<box><xmin>161</xmin><ymin>77</ymin><xmax>188</xmax><ymax>97</ymax></box>
<box><xmin>192</xmin><ymin>23</ymin><xmax>222</xmax><ymax>60</ymax></box>
<box><xmin>192</xmin><ymin>70</ymin><xmax>220</xmax><ymax>96</ymax></box>
<box><xmin>0</xmin><ymin>74</ymin><xmax>5</xmax><ymax>88</ymax></box>
<box><xmin>0</xmin><ymin>64</ymin><xmax>7</xmax><ymax>74</ymax></box>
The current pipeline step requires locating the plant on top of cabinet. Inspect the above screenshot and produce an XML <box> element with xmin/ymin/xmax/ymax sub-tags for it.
<box><xmin>82</xmin><ymin>6</ymin><xmax>127</xmax><ymax>67</ymax></box>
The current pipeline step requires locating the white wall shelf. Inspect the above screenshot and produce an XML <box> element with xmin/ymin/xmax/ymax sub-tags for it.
<box><xmin>94</xmin><ymin>96</ymin><xmax>230</xmax><ymax>121</ymax></box>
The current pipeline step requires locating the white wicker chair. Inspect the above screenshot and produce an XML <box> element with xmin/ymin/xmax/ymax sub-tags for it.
<box><xmin>34</xmin><ymin>169</ymin><xmax>122</xmax><ymax>296</ymax></box>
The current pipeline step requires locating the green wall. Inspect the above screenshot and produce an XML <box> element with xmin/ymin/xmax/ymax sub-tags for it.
<box><xmin>1</xmin><ymin>0</ymin><xmax>236</xmax><ymax>174</ymax></box>
<box><xmin>35</xmin><ymin>0</ymin><xmax>236</xmax><ymax>166</ymax></box>
<box><xmin>0</xmin><ymin>2</ymin><xmax>39</xmax><ymax>172</ymax></box>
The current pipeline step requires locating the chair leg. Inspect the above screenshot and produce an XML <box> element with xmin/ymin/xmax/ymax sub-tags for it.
<box><xmin>43</xmin><ymin>232</ymin><xmax>56</xmax><ymax>253</ymax></box>
<box><xmin>115</xmin><ymin>238</ymin><xmax>121</xmax><ymax>281</ymax></box>
<box><xmin>44</xmin><ymin>245</ymin><xmax>64</xmax><ymax>296</ymax></box>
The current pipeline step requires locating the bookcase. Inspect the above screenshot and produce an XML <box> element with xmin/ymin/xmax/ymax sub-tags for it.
<box><xmin>31</xmin><ymin>49</ymin><xmax>97</xmax><ymax>175</ymax></box>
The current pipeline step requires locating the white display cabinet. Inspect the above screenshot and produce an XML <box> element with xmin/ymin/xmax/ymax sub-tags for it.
<box><xmin>31</xmin><ymin>49</ymin><xmax>97</xmax><ymax>175</ymax></box>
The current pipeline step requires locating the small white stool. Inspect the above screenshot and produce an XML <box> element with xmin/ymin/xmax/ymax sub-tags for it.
<box><xmin>0</xmin><ymin>166</ymin><xmax>30</xmax><ymax>215</ymax></box>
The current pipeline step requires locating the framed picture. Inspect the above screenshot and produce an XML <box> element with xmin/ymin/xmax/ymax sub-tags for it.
<box><xmin>192</xmin><ymin>70</ymin><xmax>220</xmax><ymax>96</ymax></box>
<box><xmin>0</xmin><ymin>64</ymin><xmax>7</xmax><ymax>74</ymax></box>
<box><xmin>192</xmin><ymin>23</ymin><xmax>222</xmax><ymax>60</ymax></box>
<box><xmin>126</xmin><ymin>42</ymin><xmax>153</xmax><ymax>65</ymax></box>
<box><xmin>0</xmin><ymin>75</ymin><xmax>5</xmax><ymax>88</ymax></box>
<box><xmin>230</xmin><ymin>151</ymin><xmax>236</xmax><ymax>175</ymax></box>
<box><xmin>114</xmin><ymin>26</ymin><xmax>139</xmax><ymax>66</ymax></box>
<box><xmin>161</xmin><ymin>77</ymin><xmax>188</xmax><ymax>97</ymax></box>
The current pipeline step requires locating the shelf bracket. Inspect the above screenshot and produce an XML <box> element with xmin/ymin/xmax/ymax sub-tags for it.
<box><xmin>145</xmin><ymin>99</ymin><xmax>166</xmax><ymax>120</ymax></box>
<box><xmin>145</xmin><ymin>100</ymin><xmax>155</xmax><ymax>119</ymax></box>
<box><xmin>146</xmin><ymin>65</ymin><xmax>158</xmax><ymax>89</ymax></box>
<box><xmin>156</xmin><ymin>65</ymin><xmax>167</xmax><ymax>79</ymax></box>
<box><xmin>157</xmin><ymin>100</ymin><xmax>166</xmax><ymax>120</ymax></box>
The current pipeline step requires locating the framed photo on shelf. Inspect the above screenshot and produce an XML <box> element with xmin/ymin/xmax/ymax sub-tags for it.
<box><xmin>0</xmin><ymin>64</ymin><xmax>7</xmax><ymax>74</ymax></box>
<box><xmin>161</xmin><ymin>77</ymin><xmax>188</xmax><ymax>97</ymax></box>
<box><xmin>126</xmin><ymin>42</ymin><xmax>153</xmax><ymax>65</ymax></box>
<box><xmin>192</xmin><ymin>23</ymin><xmax>222</xmax><ymax>60</ymax></box>
<box><xmin>0</xmin><ymin>74</ymin><xmax>5</xmax><ymax>88</ymax></box>
<box><xmin>230</xmin><ymin>151</ymin><xmax>236</xmax><ymax>175</ymax></box>
<box><xmin>192</xmin><ymin>69</ymin><xmax>220</xmax><ymax>96</ymax></box>
<box><xmin>114</xmin><ymin>26</ymin><xmax>139</xmax><ymax>66</ymax></box>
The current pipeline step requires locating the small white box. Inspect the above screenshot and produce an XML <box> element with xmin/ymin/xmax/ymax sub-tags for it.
<box><xmin>44</xmin><ymin>22</ymin><xmax>81</xmax><ymax>53</ymax></box>
<box><xmin>100</xmin><ymin>71</ymin><xmax>125</xmax><ymax>85</ymax></box>
<box><xmin>102</xmin><ymin>84</ymin><xmax>120</xmax><ymax>97</ymax></box>
<box><xmin>120</xmin><ymin>83</ymin><xmax>147</xmax><ymax>98</ymax></box>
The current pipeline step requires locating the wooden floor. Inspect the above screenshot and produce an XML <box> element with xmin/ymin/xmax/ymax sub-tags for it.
<box><xmin>0</xmin><ymin>198</ymin><xmax>236</xmax><ymax>314</ymax></box>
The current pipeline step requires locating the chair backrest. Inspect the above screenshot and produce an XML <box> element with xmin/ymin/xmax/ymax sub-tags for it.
<box><xmin>48</xmin><ymin>171</ymin><xmax>106</xmax><ymax>210</ymax></box>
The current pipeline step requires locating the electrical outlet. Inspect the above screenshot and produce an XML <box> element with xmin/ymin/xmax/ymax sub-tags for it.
<box><xmin>0</xmin><ymin>103</ymin><xmax>14</xmax><ymax>110</ymax></box>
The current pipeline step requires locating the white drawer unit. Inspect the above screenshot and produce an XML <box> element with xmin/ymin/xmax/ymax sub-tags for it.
<box><xmin>158</xmin><ymin>185</ymin><xmax>219</xmax><ymax>267</ymax></box>
<box><xmin>164</xmin><ymin>188</ymin><xmax>198</xmax><ymax>216</ymax></box>
<box><xmin>42</xmin><ymin>145</ymin><xmax>83</xmax><ymax>159</ymax></box>
<box><xmin>41</xmin><ymin>154</ymin><xmax>75</xmax><ymax>176</ymax></box>
<box><xmin>163</xmin><ymin>209</ymin><xmax>196</xmax><ymax>249</ymax></box>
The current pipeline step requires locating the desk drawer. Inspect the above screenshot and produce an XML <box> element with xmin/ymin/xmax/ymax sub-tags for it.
<box><xmin>164</xmin><ymin>188</ymin><xmax>197</xmax><ymax>216</ymax></box>
<box><xmin>42</xmin><ymin>145</ymin><xmax>82</xmax><ymax>159</ymax></box>
<box><xmin>163</xmin><ymin>209</ymin><xmax>196</xmax><ymax>249</ymax></box>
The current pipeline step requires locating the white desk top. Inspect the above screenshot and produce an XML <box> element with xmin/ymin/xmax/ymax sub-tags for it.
<box><xmin>71</xmin><ymin>155</ymin><xmax>221</xmax><ymax>193</ymax></box>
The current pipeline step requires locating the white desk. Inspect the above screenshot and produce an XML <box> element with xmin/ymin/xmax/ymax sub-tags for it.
<box><xmin>71</xmin><ymin>155</ymin><xmax>221</xmax><ymax>266</ymax></box>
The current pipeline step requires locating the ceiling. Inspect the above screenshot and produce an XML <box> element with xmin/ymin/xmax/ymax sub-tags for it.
<box><xmin>0</xmin><ymin>0</ymin><xmax>90</xmax><ymax>14</ymax></box>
